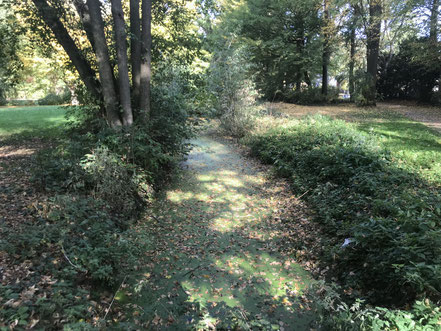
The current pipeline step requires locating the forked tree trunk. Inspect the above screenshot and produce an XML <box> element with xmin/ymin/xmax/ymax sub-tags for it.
<box><xmin>111</xmin><ymin>0</ymin><xmax>133</xmax><ymax>126</ymax></box>
<box><xmin>32</xmin><ymin>0</ymin><xmax>101</xmax><ymax>101</ymax></box>
<box><xmin>87</xmin><ymin>0</ymin><xmax>122</xmax><ymax>127</ymax></box>
<box><xmin>366</xmin><ymin>0</ymin><xmax>382</xmax><ymax>106</ymax></box>
<box><xmin>140</xmin><ymin>0</ymin><xmax>152</xmax><ymax>119</ymax></box>
<box><xmin>130</xmin><ymin>0</ymin><xmax>142</xmax><ymax>110</ymax></box>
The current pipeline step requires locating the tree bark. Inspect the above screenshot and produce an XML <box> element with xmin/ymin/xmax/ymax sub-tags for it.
<box><xmin>111</xmin><ymin>0</ymin><xmax>133</xmax><ymax>126</ymax></box>
<box><xmin>322</xmin><ymin>0</ymin><xmax>330</xmax><ymax>96</ymax></box>
<box><xmin>295</xmin><ymin>17</ymin><xmax>305</xmax><ymax>91</ymax></box>
<box><xmin>430</xmin><ymin>0</ymin><xmax>439</xmax><ymax>43</ymax></box>
<box><xmin>366</xmin><ymin>0</ymin><xmax>382</xmax><ymax>106</ymax></box>
<box><xmin>86</xmin><ymin>0</ymin><xmax>122</xmax><ymax>127</ymax></box>
<box><xmin>304</xmin><ymin>71</ymin><xmax>311</xmax><ymax>87</ymax></box>
<box><xmin>32</xmin><ymin>0</ymin><xmax>101</xmax><ymax>101</ymax></box>
<box><xmin>429</xmin><ymin>0</ymin><xmax>440</xmax><ymax>101</ymax></box>
<box><xmin>72</xmin><ymin>0</ymin><xmax>96</xmax><ymax>52</ymax></box>
<box><xmin>140</xmin><ymin>0</ymin><xmax>152</xmax><ymax>119</ymax></box>
<box><xmin>349</xmin><ymin>25</ymin><xmax>356</xmax><ymax>102</ymax></box>
<box><xmin>130</xmin><ymin>0</ymin><xmax>141</xmax><ymax>110</ymax></box>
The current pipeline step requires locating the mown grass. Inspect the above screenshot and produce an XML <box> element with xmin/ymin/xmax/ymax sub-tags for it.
<box><xmin>339</xmin><ymin>108</ymin><xmax>441</xmax><ymax>184</ymax></box>
<box><xmin>0</xmin><ymin>105</ymin><xmax>67</xmax><ymax>139</ymax></box>
<box><xmin>269</xmin><ymin>103</ymin><xmax>441</xmax><ymax>184</ymax></box>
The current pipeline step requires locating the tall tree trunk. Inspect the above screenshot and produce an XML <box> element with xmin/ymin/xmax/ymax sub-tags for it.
<box><xmin>295</xmin><ymin>17</ymin><xmax>305</xmax><ymax>91</ymax></box>
<box><xmin>322</xmin><ymin>0</ymin><xmax>330</xmax><ymax>96</ymax></box>
<box><xmin>366</xmin><ymin>0</ymin><xmax>382</xmax><ymax>106</ymax></box>
<box><xmin>111</xmin><ymin>0</ymin><xmax>133</xmax><ymax>126</ymax></box>
<box><xmin>349</xmin><ymin>25</ymin><xmax>356</xmax><ymax>102</ymax></box>
<box><xmin>430</xmin><ymin>0</ymin><xmax>440</xmax><ymax>102</ymax></box>
<box><xmin>32</xmin><ymin>0</ymin><xmax>101</xmax><ymax>101</ymax></box>
<box><xmin>304</xmin><ymin>71</ymin><xmax>311</xmax><ymax>87</ymax></box>
<box><xmin>140</xmin><ymin>0</ymin><xmax>152</xmax><ymax>119</ymax></box>
<box><xmin>87</xmin><ymin>0</ymin><xmax>122</xmax><ymax>127</ymax></box>
<box><xmin>72</xmin><ymin>0</ymin><xmax>96</xmax><ymax>52</ymax></box>
<box><xmin>130</xmin><ymin>0</ymin><xmax>141</xmax><ymax>110</ymax></box>
<box><xmin>430</xmin><ymin>0</ymin><xmax>439</xmax><ymax>42</ymax></box>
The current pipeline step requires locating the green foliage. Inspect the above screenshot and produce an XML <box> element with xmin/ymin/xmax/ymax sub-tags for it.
<box><xmin>0</xmin><ymin>195</ymin><xmax>149</xmax><ymax>328</ymax></box>
<box><xmin>354</xmin><ymin>71</ymin><xmax>377</xmax><ymax>106</ymax></box>
<box><xmin>80</xmin><ymin>146</ymin><xmax>148</xmax><ymax>217</ymax></box>
<box><xmin>0</xmin><ymin>105</ymin><xmax>67</xmax><ymax>138</ymax></box>
<box><xmin>233</xmin><ymin>0</ymin><xmax>322</xmax><ymax>99</ymax></box>
<box><xmin>249</xmin><ymin>116</ymin><xmax>441</xmax><ymax>304</ymax></box>
<box><xmin>37</xmin><ymin>89</ymin><xmax>71</xmax><ymax>105</ymax></box>
<box><xmin>306</xmin><ymin>282</ymin><xmax>441</xmax><ymax>330</ymax></box>
<box><xmin>205</xmin><ymin>44</ymin><xmax>258</xmax><ymax>137</ymax></box>
<box><xmin>284</xmin><ymin>87</ymin><xmax>340</xmax><ymax>105</ymax></box>
<box><xmin>377</xmin><ymin>37</ymin><xmax>439</xmax><ymax>102</ymax></box>
<box><xmin>0</xmin><ymin>7</ymin><xmax>24</xmax><ymax>101</ymax></box>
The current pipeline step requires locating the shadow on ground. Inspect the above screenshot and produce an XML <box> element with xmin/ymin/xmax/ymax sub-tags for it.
<box><xmin>117</xmin><ymin>136</ymin><xmax>318</xmax><ymax>329</ymax></box>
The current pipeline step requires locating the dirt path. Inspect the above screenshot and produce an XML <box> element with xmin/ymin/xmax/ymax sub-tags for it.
<box><xmin>123</xmin><ymin>135</ymin><xmax>318</xmax><ymax>329</ymax></box>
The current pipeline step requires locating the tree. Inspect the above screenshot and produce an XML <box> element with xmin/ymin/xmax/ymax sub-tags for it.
<box><xmin>365</xmin><ymin>0</ymin><xmax>382</xmax><ymax>105</ymax></box>
<box><xmin>232</xmin><ymin>0</ymin><xmax>322</xmax><ymax>99</ymax></box>
<box><xmin>0</xmin><ymin>5</ymin><xmax>24</xmax><ymax>104</ymax></box>
<box><xmin>140</xmin><ymin>0</ymin><xmax>152</xmax><ymax>120</ymax></box>
<box><xmin>321</xmin><ymin>0</ymin><xmax>330</xmax><ymax>96</ymax></box>
<box><xmin>29</xmin><ymin>0</ymin><xmax>152</xmax><ymax>127</ymax></box>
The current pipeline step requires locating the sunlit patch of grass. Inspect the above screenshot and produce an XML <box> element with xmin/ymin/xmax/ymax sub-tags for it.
<box><xmin>166</xmin><ymin>190</ymin><xmax>194</xmax><ymax>202</ymax></box>
<box><xmin>0</xmin><ymin>105</ymin><xmax>67</xmax><ymax>139</ymax></box>
<box><xmin>354</xmin><ymin>111</ymin><xmax>441</xmax><ymax>184</ymax></box>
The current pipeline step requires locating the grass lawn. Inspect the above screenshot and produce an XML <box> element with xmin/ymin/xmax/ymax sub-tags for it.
<box><xmin>355</xmin><ymin>112</ymin><xmax>441</xmax><ymax>184</ymax></box>
<box><xmin>0</xmin><ymin>105</ymin><xmax>67</xmax><ymax>138</ymax></box>
<box><xmin>271</xmin><ymin>103</ymin><xmax>441</xmax><ymax>184</ymax></box>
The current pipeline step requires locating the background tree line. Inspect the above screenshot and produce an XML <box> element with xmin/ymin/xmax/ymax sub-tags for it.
<box><xmin>199</xmin><ymin>0</ymin><xmax>440</xmax><ymax>106</ymax></box>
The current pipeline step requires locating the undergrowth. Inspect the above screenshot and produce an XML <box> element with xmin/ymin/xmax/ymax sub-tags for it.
<box><xmin>248</xmin><ymin>115</ymin><xmax>441</xmax><ymax>328</ymax></box>
<box><xmin>0</xmin><ymin>82</ymin><xmax>194</xmax><ymax>328</ymax></box>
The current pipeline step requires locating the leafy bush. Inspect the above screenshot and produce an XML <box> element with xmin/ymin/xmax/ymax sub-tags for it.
<box><xmin>354</xmin><ymin>71</ymin><xmax>378</xmax><ymax>106</ymax></box>
<box><xmin>0</xmin><ymin>195</ymin><xmax>149</xmax><ymax>328</ymax></box>
<box><xmin>38</xmin><ymin>89</ymin><xmax>71</xmax><ymax>106</ymax></box>
<box><xmin>305</xmin><ymin>282</ymin><xmax>441</xmax><ymax>330</ymax></box>
<box><xmin>219</xmin><ymin>104</ymin><xmax>257</xmax><ymax>138</ymax></box>
<box><xmin>284</xmin><ymin>87</ymin><xmax>340</xmax><ymax>105</ymax></box>
<box><xmin>80</xmin><ymin>146</ymin><xmax>147</xmax><ymax>217</ymax></box>
<box><xmin>206</xmin><ymin>45</ymin><xmax>258</xmax><ymax>137</ymax></box>
<box><xmin>249</xmin><ymin>116</ymin><xmax>441</xmax><ymax>304</ymax></box>
<box><xmin>15</xmin><ymin>65</ymin><xmax>194</xmax><ymax>328</ymax></box>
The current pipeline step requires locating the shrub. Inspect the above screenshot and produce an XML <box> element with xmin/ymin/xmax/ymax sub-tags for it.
<box><xmin>219</xmin><ymin>104</ymin><xmax>256</xmax><ymax>138</ymax></box>
<box><xmin>38</xmin><ymin>89</ymin><xmax>71</xmax><ymax>106</ymax></box>
<box><xmin>249</xmin><ymin>115</ymin><xmax>441</xmax><ymax>304</ymax></box>
<box><xmin>206</xmin><ymin>45</ymin><xmax>258</xmax><ymax>137</ymax></box>
<box><xmin>284</xmin><ymin>87</ymin><xmax>340</xmax><ymax>105</ymax></box>
<box><xmin>80</xmin><ymin>146</ymin><xmax>147</xmax><ymax>217</ymax></box>
<box><xmin>305</xmin><ymin>282</ymin><xmax>441</xmax><ymax>330</ymax></box>
<box><xmin>0</xmin><ymin>195</ymin><xmax>149</xmax><ymax>328</ymax></box>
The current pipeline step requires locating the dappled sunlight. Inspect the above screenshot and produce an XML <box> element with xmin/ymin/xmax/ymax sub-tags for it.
<box><xmin>128</xmin><ymin>135</ymin><xmax>314</xmax><ymax>328</ymax></box>
<box><xmin>166</xmin><ymin>189</ymin><xmax>194</xmax><ymax>203</ymax></box>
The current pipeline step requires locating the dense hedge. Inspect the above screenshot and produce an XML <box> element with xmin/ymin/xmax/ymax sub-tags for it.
<box><xmin>249</xmin><ymin>116</ymin><xmax>441</xmax><ymax>307</ymax></box>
